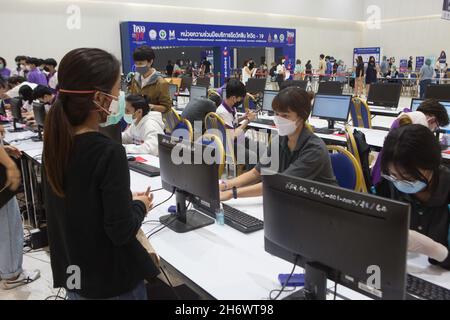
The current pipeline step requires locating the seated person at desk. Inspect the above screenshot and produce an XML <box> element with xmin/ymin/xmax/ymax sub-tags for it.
<box><xmin>122</xmin><ymin>94</ymin><xmax>164</xmax><ymax>155</ymax></box>
<box><xmin>372</xmin><ymin>100</ymin><xmax>450</xmax><ymax>186</ymax></box>
<box><xmin>377</xmin><ymin>125</ymin><xmax>450</xmax><ymax>270</ymax></box>
<box><xmin>33</xmin><ymin>85</ymin><xmax>55</xmax><ymax>111</ymax></box>
<box><xmin>0</xmin><ymin>77</ymin><xmax>36</xmax><ymax>100</ymax></box>
<box><xmin>220</xmin><ymin>87</ymin><xmax>337</xmax><ymax>201</ymax></box>
<box><xmin>181</xmin><ymin>90</ymin><xmax>221</xmax><ymax>135</ymax></box>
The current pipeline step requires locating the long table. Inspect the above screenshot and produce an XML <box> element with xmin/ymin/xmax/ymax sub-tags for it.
<box><xmin>3</xmin><ymin>128</ymin><xmax>450</xmax><ymax>300</ymax></box>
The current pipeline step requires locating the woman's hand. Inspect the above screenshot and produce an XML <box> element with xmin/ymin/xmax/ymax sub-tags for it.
<box><xmin>220</xmin><ymin>190</ymin><xmax>233</xmax><ymax>202</ymax></box>
<box><xmin>4</xmin><ymin>146</ymin><xmax>22</xmax><ymax>159</ymax></box>
<box><xmin>5</xmin><ymin>163</ymin><xmax>21</xmax><ymax>191</ymax></box>
<box><xmin>133</xmin><ymin>187</ymin><xmax>154</xmax><ymax>213</ymax></box>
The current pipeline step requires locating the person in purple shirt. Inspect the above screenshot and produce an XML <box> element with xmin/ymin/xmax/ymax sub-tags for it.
<box><xmin>25</xmin><ymin>57</ymin><xmax>48</xmax><ymax>86</ymax></box>
<box><xmin>0</xmin><ymin>57</ymin><xmax>11</xmax><ymax>79</ymax></box>
<box><xmin>372</xmin><ymin>99</ymin><xmax>450</xmax><ymax>187</ymax></box>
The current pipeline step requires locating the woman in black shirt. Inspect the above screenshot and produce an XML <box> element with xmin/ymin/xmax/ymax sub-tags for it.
<box><xmin>378</xmin><ymin>125</ymin><xmax>450</xmax><ymax>270</ymax></box>
<box><xmin>365</xmin><ymin>56</ymin><xmax>378</xmax><ymax>96</ymax></box>
<box><xmin>43</xmin><ymin>48</ymin><xmax>158</xmax><ymax>300</ymax></box>
<box><xmin>355</xmin><ymin>56</ymin><xmax>365</xmax><ymax>97</ymax></box>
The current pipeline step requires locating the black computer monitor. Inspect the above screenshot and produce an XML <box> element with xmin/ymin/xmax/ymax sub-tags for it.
<box><xmin>425</xmin><ymin>84</ymin><xmax>450</xmax><ymax>100</ymax></box>
<box><xmin>99</xmin><ymin>123</ymin><xmax>122</xmax><ymax>144</ymax></box>
<box><xmin>8</xmin><ymin>98</ymin><xmax>24</xmax><ymax>133</ymax></box>
<box><xmin>263</xmin><ymin>172</ymin><xmax>410</xmax><ymax>300</ymax></box>
<box><xmin>366</xmin><ymin>83</ymin><xmax>402</xmax><ymax>108</ymax></box>
<box><xmin>246</xmin><ymin>78</ymin><xmax>267</xmax><ymax>94</ymax></box>
<box><xmin>196</xmin><ymin>77</ymin><xmax>210</xmax><ymax>88</ymax></box>
<box><xmin>411</xmin><ymin>98</ymin><xmax>450</xmax><ymax>132</ymax></box>
<box><xmin>317</xmin><ymin>81</ymin><xmax>343</xmax><ymax>95</ymax></box>
<box><xmin>262</xmin><ymin>90</ymin><xmax>278</xmax><ymax>113</ymax></box>
<box><xmin>280</xmin><ymin>80</ymin><xmax>308</xmax><ymax>91</ymax></box>
<box><xmin>312</xmin><ymin>94</ymin><xmax>352</xmax><ymax>130</ymax></box>
<box><xmin>158</xmin><ymin>134</ymin><xmax>219</xmax><ymax>233</ymax></box>
<box><xmin>190</xmin><ymin>85</ymin><xmax>208</xmax><ymax>101</ymax></box>
<box><xmin>32</xmin><ymin>102</ymin><xmax>46</xmax><ymax>141</ymax></box>
<box><xmin>180</xmin><ymin>76</ymin><xmax>193</xmax><ymax>91</ymax></box>
<box><xmin>169</xmin><ymin>84</ymin><xmax>178</xmax><ymax>102</ymax></box>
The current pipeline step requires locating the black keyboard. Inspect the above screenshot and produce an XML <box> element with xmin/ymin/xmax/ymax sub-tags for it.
<box><xmin>222</xmin><ymin>203</ymin><xmax>264</xmax><ymax>234</ymax></box>
<box><xmin>406</xmin><ymin>274</ymin><xmax>450</xmax><ymax>300</ymax></box>
<box><xmin>128</xmin><ymin>162</ymin><xmax>160</xmax><ymax>177</ymax></box>
<box><xmin>252</xmin><ymin>119</ymin><xmax>275</xmax><ymax>126</ymax></box>
<box><xmin>314</xmin><ymin>128</ymin><xmax>337</xmax><ymax>135</ymax></box>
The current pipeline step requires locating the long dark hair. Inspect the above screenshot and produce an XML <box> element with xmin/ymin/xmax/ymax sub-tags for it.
<box><xmin>43</xmin><ymin>48</ymin><xmax>120</xmax><ymax>198</ymax></box>
<box><xmin>381</xmin><ymin>124</ymin><xmax>442</xmax><ymax>191</ymax></box>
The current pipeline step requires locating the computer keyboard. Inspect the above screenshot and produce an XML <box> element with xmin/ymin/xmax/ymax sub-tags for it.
<box><xmin>252</xmin><ymin>118</ymin><xmax>275</xmax><ymax>126</ymax></box>
<box><xmin>128</xmin><ymin>162</ymin><xmax>160</xmax><ymax>177</ymax></box>
<box><xmin>222</xmin><ymin>203</ymin><xmax>264</xmax><ymax>234</ymax></box>
<box><xmin>314</xmin><ymin>128</ymin><xmax>338</xmax><ymax>135</ymax></box>
<box><xmin>406</xmin><ymin>274</ymin><xmax>450</xmax><ymax>300</ymax></box>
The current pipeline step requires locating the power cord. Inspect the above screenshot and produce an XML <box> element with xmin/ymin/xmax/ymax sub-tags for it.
<box><xmin>45</xmin><ymin>288</ymin><xmax>67</xmax><ymax>300</ymax></box>
<box><xmin>269</xmin><ymin>255</ymin><xmax>300</xmax><ymax>301</ymax></box>
<box><xmin>147</xmin><ymin>201</ymin><xmax>192</xmax><ymax>239</ymax></box>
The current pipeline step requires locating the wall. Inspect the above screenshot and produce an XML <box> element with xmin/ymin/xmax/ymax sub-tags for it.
<box><xmin>0</xmin><ymin>0</ymin><xmax>363</xmax><ymax>73</ymax></box>
<box><xmin>361</xmin><ymin>0</ymin><xmax>450</xmax><ymax>64</ymax></box>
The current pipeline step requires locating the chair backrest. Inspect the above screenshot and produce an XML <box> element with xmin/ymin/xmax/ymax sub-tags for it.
<box><xmin>204</xmin><ymin>112</ymin><xmax>235</xmax><ymax>162</ymax></box>
<box><xmin>172</xmin><ymin>118</ymin><xmax>193</xmax><ymax>142</ymax></box>
<box><xmin>345</xmin><ymin>127</ymin><xmax>372</xmax><ymax>192</ymax></box>
<box><xmin>162</xmin><ymin>108</ymin><xmax>182</xmax><ymax>134</ymax></box>
<box><xmin>328</xmin><ymin>146</ymin><xmax>366</xmax><ymax>192</ymax></box>
<box><xmin>243</xmin><ymin>94</ymin><xmax>257</xmax><ymax>113</ymax></box>
<box><xmin>196</xmin><ymin>133</ymin><xmax>226</xmax><ymax>178</ymax></box>
<box><xmin>180</xmin><ymin>77</ymin><xmax>193</xmax><ymax>91</ymax></box>
<box><xmin>350</xmin><ymin>97</ymin><xmax>372</xmax><ymax>129</ymax></box>
<box><xmin>345</xmin><ymin>125</ymin><xmax>361</xmax><ymax>163</ymax></box>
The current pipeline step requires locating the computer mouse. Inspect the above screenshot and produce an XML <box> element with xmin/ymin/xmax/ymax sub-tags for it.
<box><xmin>127</xmin><ymin>156</ymin><xmax>136</xmax><ymax>162</ymax></box>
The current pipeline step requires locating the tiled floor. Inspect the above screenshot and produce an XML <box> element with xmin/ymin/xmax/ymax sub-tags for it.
<box><xmin>0</xmin><ymin>249</ymin><xmax>62</xmax><ymax>300</ymax></box>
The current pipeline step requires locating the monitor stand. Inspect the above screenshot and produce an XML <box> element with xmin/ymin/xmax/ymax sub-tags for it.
<box><xmin>159</xmin><ymin>190</ymin><xmax>215</xmax><ymax>233</ymax></box>
<box><xmin>31</xmin><ymin>127</ymin><xmax>43</xmax><ymax>142</ymax></box>
<box><xmin>314</xmin><ymin>120</ymin><xmax>337</xmax><ymax>135</ymax></box>
<box><xmin>282</xmin><ymin>262</ymin><xmax>329</xmax><ymax>300</ymax></box>
<box><xmin>8</xmin><ymin>119</ymin><xmax>25</xmax><ymax>133</ymax></box>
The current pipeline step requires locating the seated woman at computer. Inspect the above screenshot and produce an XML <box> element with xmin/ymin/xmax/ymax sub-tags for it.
<box><xmin>377</xmin><ymin>124</ymin><xmax>450</xmax><ymax>270</ymax></box>
<box><xmin>122</xmin><ymin>94</ymin><xmax>164</xmax><ymax>156</ymax></box>
<box><xmin>220</xmin><ymin>87</ymin><xmax>337</xmax><ymax>201</ymax></box>
<box><xmin>372</xmin><ymin>99</ymin><xmax>450</xmax><ymax>186</ymax></box>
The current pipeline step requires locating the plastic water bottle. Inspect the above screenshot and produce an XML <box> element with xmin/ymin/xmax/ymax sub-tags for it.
<box><xmin>216</xmin><ymin>204</ymin><xmax>225</xmax><ymax>226</ymax></box>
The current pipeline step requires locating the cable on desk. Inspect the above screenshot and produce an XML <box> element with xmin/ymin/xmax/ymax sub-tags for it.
<box><xmin>146</xmin><ymin>201</ymin><xmax>192</xmax><ymax>239</ymax></box>
<box><xmin>148</xmin><ymin>190</ymin><xmax>175</xmax><ymax>214</ymax></box>
<box><xmin>45</xmin><ymin>288</ymin><xmax>67</xmax><ymax>300</ymax></box>
<box><xmin>269</xmin><ymin>255</ymin><xmax>300</xmax><ymax>301</ymax></box>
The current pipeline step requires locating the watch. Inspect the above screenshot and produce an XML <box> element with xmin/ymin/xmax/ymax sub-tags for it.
<box><xmin>232</xmin><ymin>186</ymin><xmax>238</xmax><ymax>199</ymax></box>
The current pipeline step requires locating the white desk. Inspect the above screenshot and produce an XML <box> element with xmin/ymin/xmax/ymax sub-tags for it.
<box><xmin>3</xmin><ymin>131</ymin><xmax>450</xmax><ymax>300</ymax></box>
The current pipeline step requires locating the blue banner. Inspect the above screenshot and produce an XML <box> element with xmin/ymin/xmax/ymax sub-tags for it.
<box><xmin>353</xmin><ymin>47</ymin><xmax>381</xmax><ymax>66</ymax></box>
<box><xmin>416</xmin><ymin>57</ymin><xmax>425</xmax><ymax>72</ymax></box>
<box><xmin>120</xmin><ymin>21</ymin><xmax>296</xmax><ymax>85</ymax></box>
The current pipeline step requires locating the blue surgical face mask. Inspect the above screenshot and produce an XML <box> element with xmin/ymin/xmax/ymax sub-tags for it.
<box><xmin>123</xmin><ymin>113</ymin><xmax>133</xmax><ymax>125</ymax></box>
<box><xmin>383</xmin><ymin>174</ymin><xmax>428</xmax><ymax>194</ymax></box>
<box><xmin>96</xmin><ymin>91</ymin><xmax>126</xmax><ymax>128</ymax></box>
<box><xmin>135</xmin><ymin>64</ymin><xmax>151</xmax><ymax>75</ymax></box>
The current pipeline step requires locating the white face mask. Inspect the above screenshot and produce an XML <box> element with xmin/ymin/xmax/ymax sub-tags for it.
<box><xmin>274</xmin><ymin>116</ymin><xmax>298</xmax><ymax>136</ymax></box>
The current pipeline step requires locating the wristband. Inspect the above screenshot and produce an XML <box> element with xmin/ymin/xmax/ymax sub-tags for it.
<box><xmin>232</xmin><ymin>186</ymin><xmax>238</xmax><ymax>199</ymax></box>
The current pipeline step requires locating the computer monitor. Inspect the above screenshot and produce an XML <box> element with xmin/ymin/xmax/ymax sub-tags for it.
<box><xmin>280</xmin><ymin>80</ymin><xmax>308</xmax><ymax>91</ymax></box>
<box><xmin>425</xmin><ymin>84</ymin><xmax>450</xmax><ymax>100</ymax></box>
<box><xmin>190</xmin><ymin>85</ymin><xmax>208</xmax><ymax>101</ymax></box>
<box><xmin>99</xmin><ymin>123</ymin><xmax>122</xmax><ymax>144</ymax></box>
<box><xmin>411</xmin><ymin>98</ymin><xmax>450</xmax><ymax>132</ymax></box>
<box><xmin>169</xmin><ymin>84</ymin><xmax>178</xmax><ymax>102</ymax></box>
<box><xmin>262</xmin><ymin>90</ymin><xmax>278</xmax><ymax>113</ymax></box>
<box><xmin>246</xmin><ymin>78</ymin><xmax>267</xmax><ymax>94</ymax></box>
<box><xmin>158</xmin><ymin>134</ymin><xmax>219</xmax><ymax>233</ymax></box>
<box><xmin>312</xmin><ymin>94</ymin><xmax>352</xmax><ymax>130</ymax></box>
<box><xmin>8</xmin><ymin>98</ymin><xmax>24</xmax><ymax>133</ymax></box>
<box><xmin>196</xmin><ymin>77</ymin><xmax>210</xmax><ymax>88</ymax></box>
<box><xmin>317</xmin><ymin>81</ymin><xmax>343</xmax><ymax>95</ymax></box>
<box><xmin>366</xmin><ymin>83</ymin><xmax>402</xmax><ymax>108</ymax></box>
<box><xmin>0</xmin><ymin>100</ymin><xmax>6</xmax><ymax>117</ymax></box>
<box><xmin>263</xmin><ymin>172</ymin><xmax>410</xmax><ymax>300</ymax></box>
<box><xmin>31</xmin><ymin>102</ymin><xmax>46</xmax><ymax>142</ymax></box>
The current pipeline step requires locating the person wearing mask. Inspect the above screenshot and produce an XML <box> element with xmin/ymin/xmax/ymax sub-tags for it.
<box><xmin>380</xmin><ymin>56</ymin><xmax>389</xmax><ymax>77</ymax></box>
<box><xmin>355</xmin><ymin>56</ymin><xmax>365</xmax><ymax>97</ymax></box>
<box><xmin>419</xmin><ymin>59</ymin><xmax>435</xmax><ymax>99</ymax></box>
<box><xmin>32</xmin><ymin>85</ymin><xmax>56</xmax><ymax>113</ymax></box>
<box><xmin>386</xmin><ymin>66</ymin><xmax>399</xmax><ymax>83</ymax></box>
<box><xmin>276</xmin><ymin>57</ymin><xmax>287</xmax><ymax>89</ymax></box>
<box><xmin>166</xmin><ymin>60</ymin><xmax>174</xmax><ymax>77</ymax></box>
<box><xmin>43</xmin><ymin>48</ymin><xmax>159</xmax><ymax>300</ymax></box>
<box><xmin>25</xmin><ymin>57</ymin><xmax>48</xmax><ymax>86</ymax></box>
<box><xmin>122</xmin><ymin>95</ymin><xmax>164</xmax><ymax>156</ymax></box>
<box><xmin>43</xmin><ymin>58</ymin><xmax>58</xmax><ymax>91</ymax></box>
<box><xmin>242</xmin><ymin>59</ymin><xmax>256</xmax><ymax>85</ymax></box>
<box><xmin>336</xmin><ymin>60</ymin><xmax>346</xmax><ymax>83</ymax></box>
<box><xmin>318</xmin><ymin>54</ymin><xmax>326</xmax><ymax>81</ymax></box>
<box><xmin>305</xmin><ymin>60</ymin><xmax>313</xmax><ymax>82</ymax></box>
<box><xmin>378</xmin><ymin>125</ymin><xmax>450</xmax><ymax>270</ymax></box>
<box><xmin>201</xmin><ymin>57</ymin><xmax>212</xmax><ymax>77</ymax></box>
<box><xmin>219</xmin><ymin>87</ymin><xmax>337</xmax><ymax>201</ymax></box>
<box><xmin>365</xmin><ymin>56</ymin><xmax>378</xmax><ymax>96</ymax></box>
<box><xmin>11</xmin><ymin>56</ymin><xmax>28</xmax><ymax>78</ymax></box>
<box><xmin>0</xmin><ymin>124</ymin><xmax>40</xmax><ymax>290</ymax></box>
<box><xmin>0</xmin><ymin>57</ymin><xmax>11</xmax><ymax>79</ymax></box>
<box><xmin>294</xmin><ymin>59</ymin><xmax>304</xmax><ymax>80</ymax></box>
<box><xmin>129</xmin><ymin>45</ymin><xmax>171</xmax><ymax>114</ymax></box>
<box><xmin>408</xmin><ymin>56</ymin><xmax>414</xmax><ymax>72</ymax></box>
<box><xmin>182</xmin><ymin>90</ymin><xmax>221</xmax><ymax>135</ymax></box>
<box><xmin>269</xmin><ymin>62</ymin><xmax>277</xmax><ymax>81</ymax></box>
<box><xmin>372</xmin><ymin>99</ymin><xmax>450</xmax><ymax>186</ymax></box>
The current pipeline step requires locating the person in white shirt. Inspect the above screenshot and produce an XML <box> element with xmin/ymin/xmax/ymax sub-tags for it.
<box><xmin>242</xmin><ymin>59</ymin><xmax>257</xmax><ymax>85</ymax></box>
<box><xmin>122</xmin><ymin>95</ymin><xmax>164</xmax><ymax>156</ymax></box>
<box><xmin>43</xmin><ymin>58</ymin><xmax>58</xmax><ymax>91</ymax></box>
